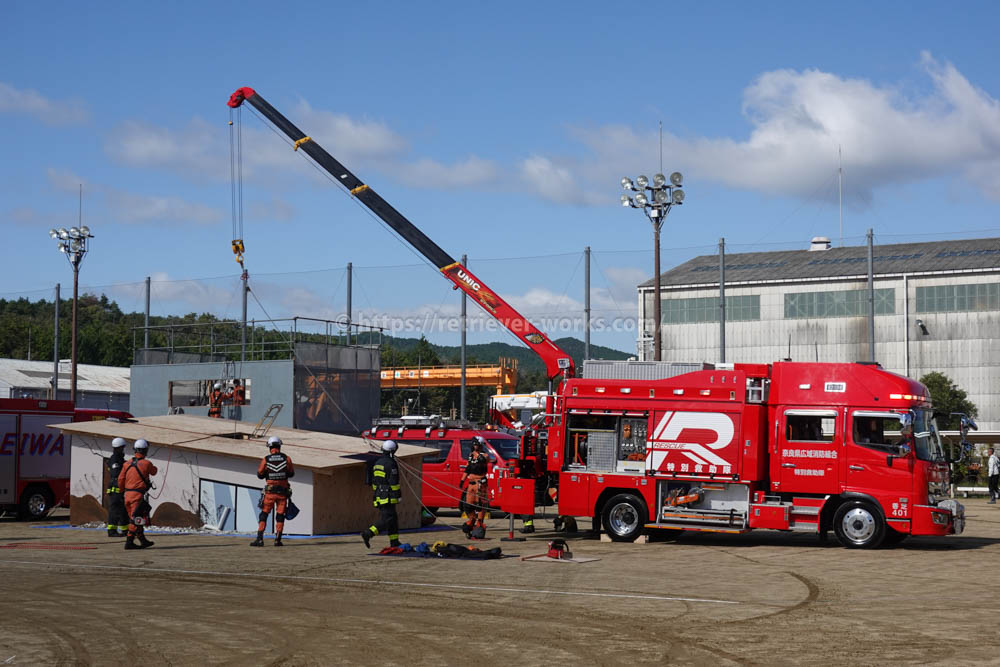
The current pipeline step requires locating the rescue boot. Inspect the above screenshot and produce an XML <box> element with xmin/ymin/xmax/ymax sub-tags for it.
<box><xmin>108</xmin><ymin>528</ymin><xmax>119</xmax><ymax>538</ymax></box>
<box><xmin>250</xmin><ymin>531</ymin><xmax>265</xmax><ymax>547</ymax></box>
<box><xmin>361</xmin><ymin>530</ymin><xmax>372</xmax><ymax>549</ymax></box>
<box><xmin>274</xmin><ymin>534</ymin><xmax>283</xmax><ymax>547</ymax></box>
<box><xmin>124</xmin><ymin>536</ymin><xmax>140</xmax><ymax>550</ymax></box>
<box><xmin>520</xmin><ymin>522</ymin><xmax>535</xmax><ymax>534</ymax></box>
<box><xmin>137</xmin><ymin>534</ymin><xmax>154</xmax><ymax>548</ymax></box>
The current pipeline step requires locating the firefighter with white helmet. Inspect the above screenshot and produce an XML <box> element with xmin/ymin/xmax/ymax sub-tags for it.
<box><xmin>118</xmin><ymin>439</ymin><xmax>157</xmax><ymax>550</ymax></box>
<box><xmin>208</xmin><ymin>382</ymin><xmax>225</xmax><ymax>418</ymax></box>
<box><xmin>252</xmin><ymin>436</ymin><xmax>295</xmax><ymax>547</ymax></box>
<box><xmin>361</xmin><ymin>440</ymin><xmax>402</xmax><ymax>549</ymax></box>
<box><xmin>105</xmin><ymin>437</ymin><xmax>129</xmax><ymax>537</ymax></box>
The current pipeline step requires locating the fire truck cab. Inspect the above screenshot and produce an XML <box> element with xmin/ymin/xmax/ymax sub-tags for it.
<box><xmin>365</xmin><ymin>416</ymin><xmax>519</xmax><ymax>512</ymax></box>
<box><xmin>500</xmin><ymin>361</ymin><xmax>963</xmax><ymax>548</ymax></box>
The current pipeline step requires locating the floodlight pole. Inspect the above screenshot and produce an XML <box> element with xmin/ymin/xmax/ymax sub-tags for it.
<box><xmin>652</xmin><ymin>213</ymin><xmax>664</xmax><ymax>361</ymax></box>
<box><xmin>70</xmin><ymin>261</ymin><xmax>80</xmax><ymax>405</ymax></box>
<box><xmin>620</xmin><ymin>173</ymin><xmax>684</xmax><ymax>362</ymax></box>
<box><xmin>48</xmin><ymin>225</ymin><xmax>92</xmax><ymax>407</ymax></box>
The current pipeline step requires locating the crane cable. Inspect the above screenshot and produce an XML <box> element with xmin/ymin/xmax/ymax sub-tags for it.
<box><xmin>229</xmin><ymin>107</ymin><xmax>246</xmax><ymax>271</ymax></box>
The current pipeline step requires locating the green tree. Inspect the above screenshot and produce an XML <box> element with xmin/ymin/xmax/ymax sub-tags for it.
<box><xmin>919</xmin><ymin>371</ymin><xmax>978</xmax><ymax>430</ymax></box>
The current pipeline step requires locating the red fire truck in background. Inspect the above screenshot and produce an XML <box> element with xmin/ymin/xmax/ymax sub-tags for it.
<box><xmin>365</xmin><ymin>416</ymin><xmax>519</xmax><ymax>512</ymax></box>
<box><xmin>230</xmin><ymin>86</ymin><xmax>965</xmax><ymax>548</ymax></box>
<box><xmin>0</xmin><ymin>399</ymin><xmax>132</xmax><ymax>519</ymax></box>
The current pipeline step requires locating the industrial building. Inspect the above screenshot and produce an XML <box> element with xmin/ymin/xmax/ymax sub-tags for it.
<box><xmin>0</xmin><ymin>358</ymin><xmax>130</xmax><ymax>411</ymax></box>
<box><xmin>637</xmin><ymin>237</ymin><xmax>1000</xmax><ymax>429</ymax></box>
<box><xmin>58</xmin><ymin>414</ymin><xmax>430</xmax><ymax>536</ymax></box>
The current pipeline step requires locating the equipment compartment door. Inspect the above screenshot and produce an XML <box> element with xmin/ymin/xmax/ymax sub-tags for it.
<box><xmin>0</xmin><ymin>414</ymin><xmax>16</xmax><ymax>504</ymax></box>
<box><xmin>776</xmin><ymin>410</ymin><xmax>840</xmax><ymax>492</ymax></box>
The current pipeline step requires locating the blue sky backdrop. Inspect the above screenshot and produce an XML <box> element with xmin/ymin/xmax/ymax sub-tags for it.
<box><xmin>3</xmin><ymin>1</ymin><xmax>999</xmax><ymax>354</ymax></box>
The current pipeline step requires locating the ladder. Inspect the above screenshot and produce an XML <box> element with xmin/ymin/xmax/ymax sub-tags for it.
<box><xmin>252</xmin><ymin>403</ymin><xmax>283</xmax><ymax>439</ymax></box>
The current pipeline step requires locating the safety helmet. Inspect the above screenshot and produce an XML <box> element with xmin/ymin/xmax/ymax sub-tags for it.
<box><xmin>473</xmin><ymin>435</ymin><xmax>486</xmax><ymax>450</ymax></box>
<box><xmin>267</xmin><ymin>436</ymin><xmax>282</xmax><ymax>449</ymax></box>
<box><xmin>214</xmin><ymin>383</ymin><xmax>221</xmax><ymax>390</ymax></box>
<box><xmin>112</xmin><ymin>437</ymin><xmax>126</xmax><ymax>449</ymax></box>
<box><xmin>134</xmin><ymin>439</ymin><xmax>149</xmax><ymax>451</ymax></box>
<box><xmin>382</xmin><ymin>440</ymin><xmax>398</xmax><ymax>454</ymax></box>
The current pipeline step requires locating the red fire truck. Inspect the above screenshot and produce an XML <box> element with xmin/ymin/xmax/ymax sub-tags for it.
<box><xmin>0</xmin><ymin>399</ymin><xmax>132</xmax><ymax>519</ymax></box>
<box><xmin>365</xmin><ymin>416</ymin><xmax>519</xmax><ymax>512</ymax></box>
<box><xmin>229</xmin><ymin>86</ymin><xmax>964</xmax><ymax>548</ymax></box>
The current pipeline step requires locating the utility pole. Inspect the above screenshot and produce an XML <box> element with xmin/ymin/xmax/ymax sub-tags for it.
<box><xmin>584</xmin><ymin>246</ymin><xmax>591</xmax><ymax>361</ymax></box>
<box><xmin>346</xmin><ymin>262</ymin><xmax>353</xmax><ymax>346</ymax></box>
<box><xmin>719</xmin><ymin>238</ymin><xmax>726</xmax><ymax>363</ymax></box>
<box><xmin>52</xmin><ymin>283</ymin><xmax>60</xmax><ymax>399</ymax></box>
<box><xmin>460</xmin><ymin>254</ymin><xmax>467</xmax><ymax>420</ymax></box>
<box><xmin>144</xmin><ymin>276</ymin><xmax>151</xmax><ymax>351</ymax></box>
<box><xmin>867</xmin><ymin>228</ymin><xmax>875</xmax><ymax>363</ymax></box>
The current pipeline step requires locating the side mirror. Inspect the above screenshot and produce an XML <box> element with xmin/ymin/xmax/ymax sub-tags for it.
<box><xmin>898</xmin><ymin>412</ymin><xmax>914</xmax><ymax>436</ymax></box>
<box><xmin>887</xmin><ymin>442</ymin><xmax>911</xmax><ymax>467</ymax></box>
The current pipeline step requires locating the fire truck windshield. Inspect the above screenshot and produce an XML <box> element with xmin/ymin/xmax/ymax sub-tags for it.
<box><xmin>913</xmin><ymin>410</ymin><xmax>946</xmax><ymax>462</ymax></box>
<box><xmin>487</xmin><ymin>438</ymin><xmax>519</xmax><ymax>461</ymax></box>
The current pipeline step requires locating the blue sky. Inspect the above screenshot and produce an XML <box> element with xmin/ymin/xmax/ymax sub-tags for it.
<box><xmin>3</xmin><ymin>1</ymin><xmax>1000</xmax><ymax>355</ymax></box>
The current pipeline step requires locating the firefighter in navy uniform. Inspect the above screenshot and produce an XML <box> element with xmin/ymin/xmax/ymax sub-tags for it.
<box><xmin>105</xmin><ymin>438</ymin><xmax>129</xmax><ymax>537</ymax></box>
<box><xmin>251</xmin><ymin>436</ymin><xmax>295</xmax><ymax>547</ymax></box>
<box><xmin>461</xmin><ymin>436</ymin><xmax>489</xmax><ymax>537</ymax></box>
<box><xmin>361</xmin><ymin>440</ymin><xmax>401</xmax><ymax>549</ymax></box>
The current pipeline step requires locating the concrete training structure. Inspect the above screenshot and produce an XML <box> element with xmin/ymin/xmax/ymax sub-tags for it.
<box><xmin>57</xmin><ymin>414</ymin><xmax>431</xmax><ymax>536</ymax></box>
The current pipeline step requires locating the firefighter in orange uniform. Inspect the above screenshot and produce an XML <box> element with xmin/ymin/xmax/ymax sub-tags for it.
<box><xmin>208</xmin><ymin>382</ymin><xmax>225</xmax><ymax>418</ymax></box>
<box><xmin>461</xmin><ymin>436</ymin><xmax>489</xmax><ymax>538</ymax></box>
<box><xmin>230</xmin><ymin>379</ymin><xmax>246</xmax><ymax>406</ymax></box>
<box><xmin>251</xmin><ymin>436</ymin><xmax>294</xmax><ymax>547</ymax></box>
<box><xmin>117</xmin><ymin>438</ymin><xmax>157</xmax><ymax>550</ymax></box>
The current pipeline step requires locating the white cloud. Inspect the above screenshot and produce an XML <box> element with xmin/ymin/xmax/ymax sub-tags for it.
<box><xmin>395</xmin><ymin>156</ymin><xmax>499</xmax><ymax>188</ymax></box>
<box><xmin>106</xmin><ymin>271</ymin><xmax>241</xmax><ymax>316</ymax></box>
<box><xmin>0</xmin><ymin>81</ymin><xmax>89</xmax><ymax>126</ymax></box>
<box><xmin>105</xmin><ymin>99</ymin><xmax>408</xmax><ymax>184</ymax></box>
<box><xmin>46</xmin><ymin>167</ymin><xmax>89</xmax><ymax>193</ymax></box>
<box><xmin>519</xmin><ymin>156</ymin><xmax>584</xmax><ymax>205</ymax></box>
<box><xmin>46</xmin><ymin>167</ymin><xmax>225</xmax><ymax>226</ymax></box>
<box><xmin>534</xmin><ymin>52</ymin><xmax>1000</xmax><ymax>205</ymax></box>
<box><xmin>247</xmin><ymin>198</ymin><xmax>296</xmax><ymax>222</ymax></box>
<box><xmin>106</xmin><ymin>190</ymin><xmax>224</xmax><ymax>225</ymax></box>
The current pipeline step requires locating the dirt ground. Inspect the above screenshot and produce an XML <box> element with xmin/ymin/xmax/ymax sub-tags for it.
<box><xmin>1</xmin><ymin>501</ymin><xmax>998</xmax><ymax>666</ymax></box>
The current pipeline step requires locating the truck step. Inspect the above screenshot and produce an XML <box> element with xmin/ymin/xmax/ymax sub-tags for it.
<box><xmin>648</xmin><ymin>522</ymin><xmax>749</xmax><ymax>534</ymax></box>
<box><xmin>791</xmin><ymin>506</ymin><xmax>821</xmax><ymax>516</ymax></box>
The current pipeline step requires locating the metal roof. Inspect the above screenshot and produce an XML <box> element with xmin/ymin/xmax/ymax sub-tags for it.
<box><xmin>0</xmin><ymin>358</ymin><xmax>130</xmax><ymax>394</ymax></box>
<box><xmin>639</xmin><ymin>237</ymin><xmax>1000</xmax><ymax>289</ymax></box>
<box><xmin>55</xmin><ymin>414</ymin><xmax>433</xmax><ymax>472</ymax></box>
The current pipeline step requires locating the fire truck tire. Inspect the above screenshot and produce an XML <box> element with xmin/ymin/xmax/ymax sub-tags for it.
<box><xmin>17</xmin><ymin>485</ymin><xmax>54</xmax><ymax>521</ymax></box>
<box><xmin>833</xmin><ymin>500</ymin><xmax>885</xmax><ymax>549</ymax></box>
<box><xmin>601</xmin><ymin>493</ymin><xmax>647</xmax><ymax>542</ymax></box>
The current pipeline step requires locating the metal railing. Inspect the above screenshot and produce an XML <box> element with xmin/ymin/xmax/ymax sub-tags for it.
<box><xmin>132</xmin><ymin>316</ymin><xmax>384</xmax><ymax>365</ymax></box>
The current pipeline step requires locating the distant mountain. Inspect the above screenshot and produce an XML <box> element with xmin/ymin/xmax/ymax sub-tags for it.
<box><xmin>380</xmin><ymin>335</ymin><xmax>631</xmax><ymax>373</ymax></box>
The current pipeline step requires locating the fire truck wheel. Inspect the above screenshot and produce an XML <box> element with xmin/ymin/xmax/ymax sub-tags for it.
<box><xmin>18</xmin><ymin>485</ymin><xmax>54</xmax><ymax>521</ymax></box>
<box><xmin>833</xmin><ymin>500</ymin><xmax>885</xmax><ymax>549</ymax></box>
<box><xmin>601</xmin><ymin>493</ymin><xmax>647</xmax><ymax>542</ymax></box>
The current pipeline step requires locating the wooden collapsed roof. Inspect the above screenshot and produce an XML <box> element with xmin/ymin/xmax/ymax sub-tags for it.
<box><xmin>56</xmin><ymin>414</ymin><xmax>432</xmax><ymax>472</ymax></box>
